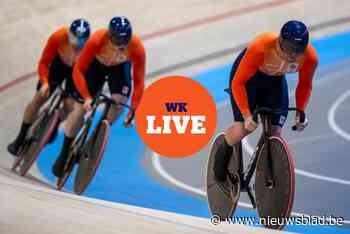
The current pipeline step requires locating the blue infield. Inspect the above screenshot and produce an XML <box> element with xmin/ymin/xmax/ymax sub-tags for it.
<box><xmin>37</xmin><ymin>30</ymin><xmax>350</xmax><ymax>233</ymax></box>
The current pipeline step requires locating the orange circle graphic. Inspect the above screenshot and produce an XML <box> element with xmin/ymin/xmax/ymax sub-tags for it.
<box><xmin>135</xmin><ymin>76</ymin><xmax>217</xmax><ymax>158</ymax></box>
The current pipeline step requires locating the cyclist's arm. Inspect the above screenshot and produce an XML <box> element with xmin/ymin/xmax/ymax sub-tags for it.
<box><xmin>129</xmin><ymin>36</ymin><xmax>146</xmax><ymax>113</ymax></box>
<box><xmin>296</xmin><ymin>45</ymin><xmax>318</xmax><ymax>111</ymax></box>
<box><xmin>231</xmin><ymin>41</ymin><xmax>264</xmax><ymax>118</ymax></box>
<box><xmin>37</xmin><ymin>29</ymin><xmax>63</xmax><ymax>86</ymax></box>
<box><xmin>73</xmin><ymin>31</ymin><xmax>104</xmax><ymax>100</ymax></box>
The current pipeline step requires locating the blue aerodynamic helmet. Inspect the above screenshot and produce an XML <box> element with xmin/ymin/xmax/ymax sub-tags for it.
<box><xmin>108</xmin><ymin>16</ymin><xmax>132</xmax><ymax>46</ymax></box>
<box><xmin>279</xmin><ymin>20</ymin><xmax>309</xmax><ymax>55</ymax></box>
<box><xmin>69</xmin><ymin>18</ymin><xmax>90</xmax><ymax>49</ymax></box>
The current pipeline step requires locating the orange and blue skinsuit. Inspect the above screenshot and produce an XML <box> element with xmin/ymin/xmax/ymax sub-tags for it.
<box><xmin>73</xmin><ymin>29</ymin><xmax>145</xmax><ymax>116</ymax></box>
<box><xmin>230</xmin><ymin>32</ymin><xmax>318</xmax><ymax>126</ymax></box>
<box><xmin>38</xmin><ymin>27</ymin><xmax>80</xmax><ymax>93</ymax></box>
<box><xmin>7</xmin><ymin>27</ymin><xmax>83</xmax><ymax>157</ymax></box>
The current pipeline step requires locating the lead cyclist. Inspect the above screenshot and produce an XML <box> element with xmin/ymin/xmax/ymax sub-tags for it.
<box><xmin>213</xmin><ymin>20</ymin><xmax>319</xmax><ymax>192</ymax></box>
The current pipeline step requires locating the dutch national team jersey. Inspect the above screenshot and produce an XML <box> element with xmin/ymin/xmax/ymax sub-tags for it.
<box><xmin>38</xmin><ymin>27</ymin><xmax>79</xmax><ymax>85</ymax></box>
<box><xmin>231</xmin><ymin>32</ymin><xmax>318</xmax><ymax>117</ymax></box>
<box><xmin>73</xmin><ymin>29</ymin><xmax>146</xmax><ymax>112</ymax></box>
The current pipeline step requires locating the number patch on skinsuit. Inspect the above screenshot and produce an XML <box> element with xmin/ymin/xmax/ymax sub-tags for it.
<box><xmin>279</xmin><ymin>115</ymin><xmax>287</xmax><ymax>126</ymax></box>
<box><xmin>122</xmin><ymin>86</ymin><xmax>129</xmax><ymax>95</ymax></box>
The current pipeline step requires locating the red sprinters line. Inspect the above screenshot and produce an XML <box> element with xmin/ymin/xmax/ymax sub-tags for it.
<box><xmin>0</xmin><ymin>0</ymin><xmax>303</xmax><ymax>93</ymax></box>
<box><xmin>0</xmin><ymin>71</ymin><xmax>36</xmax><ymax>93</ymax></box>
<box><xmin>142</xmin><ymin>0</ymin><xmax>301</xmax><ymax>40</ymax></box>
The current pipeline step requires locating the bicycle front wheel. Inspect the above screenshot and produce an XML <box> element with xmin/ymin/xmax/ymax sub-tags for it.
<box><xmin>255</xmin><ymin>136</ymin><xmax>295</xmax><ymax>230</ymax></box>
<box><xmin>73</xmin><ymin>120</ymin><xmax>110</xmax><ymax>195</ymax></box>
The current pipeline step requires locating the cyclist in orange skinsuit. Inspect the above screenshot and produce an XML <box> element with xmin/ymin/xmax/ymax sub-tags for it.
<box><xmin>52</xmin><ymin>16</ymin><xmax>146</xmax><ymax>178</ymax></box>
<box><xmin>213</xmin><ymin>20</ymin><xmax>318</xmax><ymax>189</ymax></box>
<box><xmin>7</xmin><ymin>19</ymin><xmax>91</xmax><ymax>156</ymax></box>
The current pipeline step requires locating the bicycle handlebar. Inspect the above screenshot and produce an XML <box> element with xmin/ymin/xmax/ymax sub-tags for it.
<box><xmin>252</xmin><ymin>107</ymin><xmax>301</xmax><ymax>117</ymax></box>
<box><xmin>224</xmin><ymin>88</ymin><xmax>306</xmax><ymax>131</ymax></box>
<box><xmin>97</xmin><ymin>93</ymin><xmax>135</xmax><ymax>122</ymax></box>
<box><xmin>78</xmin><ymin>91</ymin><xmax>135</xmax><ymax>121</ymax></box>
<box><xmin>252</xmin><ymin>107</ymin><xmax>305</xmax><ymax>131</ymax></box>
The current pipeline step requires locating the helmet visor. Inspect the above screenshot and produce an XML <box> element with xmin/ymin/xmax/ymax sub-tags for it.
<box><xmin>109</xmin><ymin>31</ymin><xmax>130</xmax><ymax>46</ymax></box>
<box><xmin>279</xmin><ymin>37</ymin><xmax>306</xmax><ymax>55</ymax></box>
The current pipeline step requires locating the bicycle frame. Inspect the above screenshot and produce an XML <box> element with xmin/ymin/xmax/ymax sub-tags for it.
<box><xmin>59</xmin><ymin>93</ymin><xmax>135</xmax><ymax>192</ymax></box>
<box><xmin>237</xmin><ymin>107</ymin><xmax>302</xmax><ymax>183</ymax></box>
<box><xmin>229</xmin><ymin>116</ymin><xmax>268</xmax><ymax>208</ymax></box>
<box><xmin>70</xmin><ymin>93</ymin><xmax>134</xmax><ymax>159</ymax></box>
<box><xmin>25</xmin><ymin>85</ymin><xmax>66</xmax><ymax>141</ymax></box>
<box><xmin>97</xmin><ymin>93</ymin><xmax>135</xmax><ymax>125</ymax></box>
<box><xmin>231</xmin><ymin>107</ymin><xmax>302</xmax><ymax>208</ymax></box>
<box><xmin>223</xmin><ymin>88</ymin><xmax>302</xmax><ymax>212</ymax></box>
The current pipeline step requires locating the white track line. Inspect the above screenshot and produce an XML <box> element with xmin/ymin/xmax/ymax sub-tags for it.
<box><xmin>150</xmin><ymin>65</ymin><xmax>350</xmax><ymax>225</ymax></box>
<box><xmin>242</xmin><ymin>71</ymin><xmax>350</xmax><ymax>186</ymax></box>
<box><xmin>152</xmin><ymin>152</ymin><xmax>350</xmax><ymax>224</ymax></box>
<box><xmin>328</xmin><ymin>89</ymin><xmax>350</xmax><ymax>141</ymax></box>
<box><xmin>152</xmin><ymin>154</ymin><xmax>206</xmax><ymax>197</ymax></box>
<box><xmin>288</xmin><ymin>133</ymin><xmax>337</xmax><ymax>145</ymax></box>
<box><xmin>243</xmin><ymin>137</ymin><xmax>350</xmax><ymax>186</ymax></box>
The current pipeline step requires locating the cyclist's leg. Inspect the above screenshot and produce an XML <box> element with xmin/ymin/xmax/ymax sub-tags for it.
<box><xmin>61</xmin><ymin>97</ymin><xmax>75</xmax><ymax>120</ymax></box>
<box><xmin>61</xmin><ymin>70</ymin><xmax>78</xmax><ymax>121</ymax></box>
<box><xmin>26</xmin><ymin>56</ymin><xmax>66</xmax><ymax>123</ymax></box>
<box><xmin>106</xmin><ymin>61</ymin><xmax>132</xmax><ymax>124</ymax></box>
<box><xmin>64</xmin><ymin>59</ymin><xmax>106</xmax><ymax>138</ymax></box>
<box><xmin>52</xmin><ymin>100</ymin><xmax>85</xmax><ymax>177</ymax></box>
<box><xmin>23</xmin><ymin>89</ymin><xmax>48</xmax><ymax>124</ymax></box>
<box><xmin>8</xmin><ymin>56</ymin><xmax>65</xmax><ymax>155</ymax></box>
<box><xmin>53</xmin><ymin>59</ymin><xmax>106</xmax><ymax>177</ymax></box>
<box><xmin>47</xmin><ymin>96</ymin><xmax>75</xmax><ymax>144</ymax></box>
<box><xmin>215</xmin><ymin>76</ymin><xmax>258</xmax><ymax>180</ymax></box>
<box><xmin>225</xmin><ymin>48</ymin><xmax>251</xmax><ymax>145</ymax></box>
<box><xmin>64</xmin><ymin>101</ymin><xmax>86</xmax><ymax>137</ymax></box>
<box><xmin>48</xmin><ymin>60</ymin><xmax>76</xmax><ymax>144</ymax></box>
<box><xmin>261</xmin><ymin>74</ymin><xmax>289</xmax><ymax>136</ymax></box>
<box><xmin>214</xmin><ymin>49</ymin><xmax>257</xmax><ymax>182</ymax></box>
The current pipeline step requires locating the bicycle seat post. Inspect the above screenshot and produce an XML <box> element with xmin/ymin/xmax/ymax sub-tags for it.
<box><xmin>260</xmin><ymin>113</ymin><xmax>275</xmax><ymax>188</ymax></box>
<box><xmin>261</xmin><ymin>115</ymin><xmax>272</xmax><ymax>138</ymax></box>
<box><xmin>99</xmin><ymin>95</ymin><xmax>116</xmax><ymax>123</ymax></box>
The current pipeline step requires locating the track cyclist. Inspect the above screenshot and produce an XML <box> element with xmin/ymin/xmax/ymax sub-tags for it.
<box><xmin>52</xmin><ymin>16</ymin><xmax>146</xmax><ymax>178</ymax></box>
<box><xmin>213</xmin><ymin>20</ymin><xmax>319</xmax><ymax>192</ymax></box>
<box><xmin>7</xmin><ymin>19</ymin><xmax>91</xmax><ymax>156</ymax></box>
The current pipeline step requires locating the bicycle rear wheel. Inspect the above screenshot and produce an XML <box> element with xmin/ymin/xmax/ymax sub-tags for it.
<box><xmin>73</xmin><ymin>120</ymin><xmax>110</xmax><ymax>195</ymax></box>
<box><xmin>18</xmin><ymin>109</ymin><xmax>60</xmax><ymax>176</ymax></box>
<box><xmin>255</xmin><ymin>136</ymin><xmax>295</xmax><ymax>230</ymax></box>
<box><xmin>206</xmin><ymin>132</ymin><xmax>241</xmax><ymax>219</ymax></box>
